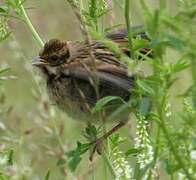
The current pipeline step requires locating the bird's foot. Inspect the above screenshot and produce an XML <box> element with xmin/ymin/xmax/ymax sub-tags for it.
<box><xmin>89</xmin><ymin>137</ymin><xmax>104</xmax><ymax>161</ymax></box>
<box><xmin>89</xmin><ymin>120</ymin><xmax>128</xmax><ymax>161</ymax></box>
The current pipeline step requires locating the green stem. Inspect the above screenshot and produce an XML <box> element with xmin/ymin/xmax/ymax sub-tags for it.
<box><xmin>191</xmin><ymin>57</ymin><xmax>196</xmax><ymax>108</ymax></box>
<box><xmin>102</xmin><ymin>124</ymin><xmax>108</xmax><ymax>180</ymax></box>
<box><xmin>139</xmin><ymin>0</ymin><xmax>152</xmax><ymax>17</ymax></box>
<box><xmin>153</xmin><ymin>126</ymin><xmax>161</xmax><ymax>164</ymax></box>
<box><xmin>147</xmin><ymin>126</ymin><xmax>161</xmax><ymax>180</ymax></box>
<box><xmin>79</xmin><ymin>0</ymin><xmax>84</xmax><ymax>11</ymax></box>
<box><xmin>157</xmin><ymin>106</ymin><xmax>194</xmax><ymax>180</ymax></box>
<box><xmin>19</xmin><ymin>1</ymin><xmax>44</xmax><ymax>48</ymax></box>
<box><xmin>124</xmin><ymin>0</ymin><xmax>133</xmax><ymax>58</ymax></box>
<box><xmin>102</xmin><ymin>150</ymin><xmax>116</xmax><ymax>179</ymax></box>
<box><xmin>133</xmin><ymin>162</ymin><xmax>141</xmax><ymax>180</ymax></box>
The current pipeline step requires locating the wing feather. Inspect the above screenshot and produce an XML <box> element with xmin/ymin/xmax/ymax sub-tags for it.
<box><xmin>62</xmin><ymin>66</ymin><xmax>134</xmax><ymax>94</ymax></box>
<box><xmin>106</xmin><ymin>27</ymin><xmax>152</xmax><ymax>57</ymax></box>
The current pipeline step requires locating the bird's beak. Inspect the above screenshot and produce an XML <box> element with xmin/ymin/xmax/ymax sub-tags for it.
<box><xmin>32</xmin><ymin>56</ymin><xmax>50</xmax><ymax>66</ymax></box>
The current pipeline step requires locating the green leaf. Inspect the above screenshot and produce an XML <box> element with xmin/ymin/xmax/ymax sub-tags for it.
<box><xmin>165</xmin><ymin>34</ymin><xmax>185</xmax><ymax>50</ymax></box>
<box><xmin>171</xmin><ymin>60</ymin><xmax>190</xmax><ymax>73</ymax></box>
<box><xmin>66</xmin><ymin>150</ymin><xmax>77</xmax><ymax>158</ymax></box>
<box><xmin>66</xmin><ymin>142</ymin><xmax>90</xmax><ymax>157</ymax></box>
<box><xmin>150</xmin><ymin>37</ymin><xmax>165</xmax><ymax>57</ymax></box>
<box><xmin>0</xmin><ymin>32</ymin><xmax>12</xmax><ymax>42</ymax></box>
<box><xmin>137</xmin><ymin>79</ymin><xmax>155</xmax><ymax>96</ymax></box>
<box><xmin>0</xmin><ymin>67</ymin><xmax>10</xmax><ymax>75</ymax></box>
<box><xmin>109</xmin><ymin>133</ymin><xmax>120</xmax><ymax>144</ymax></box>
<box><xmin>0</xmin><ymin>173</ymin><xmax>8</xmax><ymax>180</ymax></box>
<box><xmin>68</xmin><ymin>155</ymin><xmax>81</xmax><ymax>172</ymax></box>
<box><xmin>109</xmin><ymin>133</ymin><xmax>127</xmax><ymax>146</ymax></box>
<box><xmin>125</xmin><ymin>148</ymin><xmax>140</xmax><ymax>157</ymax></box>
<box><xmin>132</xmin><ymin>38</ymin><xmax>150</xmax><ymax>51</ymax></box>
<box><xmin>85</xmin><ymin>123</ymin><xmax>97</xmax><ymax>139</ymax></box>
<box><xmin>0</xmin><ymin>6</ymin><xmax>8</xmax><ymax>13</ymax></box>
<box><xmin>66</xmin><ymin>141</ymin><xmax>91</xmax><ymax>172</ymax></box>
<box><xmin>96</xmin><ymin>8</ymin><xmax>111</xmax><ymax>18</ymax></box>
<box><xmin>56</xmin><ymin>159</ymin><xmax>66</xmax><ymax>166</ymax></box>
<box><xmin>107</xmin><ymin>103</ymin><xmax>130</xmax><ymax>121</ymax></box>
<box><xmin>139</xmin><ymin>97</ymin><xmax>151</xmax><ymax>116</ymax></box>
<box><xmin>7</xmin><ymin>149</ymin><xmax>13</xmax><ymax>165</ymax></box>
<box><xmin>77</xmin><ymin>142</ymin><xmax>91</xmax><ymax>154</ymax></box>
<box><xmin>5</xmin><ymin>0</ymin><xmax>17</xmax><ymax>8</ymax></box>
<box><xmin>91</xmin><ymin>96</ymin><xmax>122</xmax><ymax>113</ymax></box>
<box><xmin>24</xmin><ymin>7</ymin><xmax>35</xmax><ymax>10</ymax></box>
<box><xmin>44</xmin><ymin>170</ymin><xmax>50</xmax><ymax>180</ymax></box>
<box><xmin>104</xmin><ymin>24</ymin><xmax>123</xmax><ymax>33</ymax></box>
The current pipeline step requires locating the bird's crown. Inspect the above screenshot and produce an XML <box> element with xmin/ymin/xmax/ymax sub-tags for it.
<box><xmin>35</xmin><ymin>39</ymin><xmax>70</xmax><ymax>66</ymax></box>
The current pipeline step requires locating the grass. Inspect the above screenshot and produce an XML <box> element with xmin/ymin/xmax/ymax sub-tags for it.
<box><xmin>0</xmin><ymin>0</ymin><xmax>196</xmax><ymax>179</ymax></box>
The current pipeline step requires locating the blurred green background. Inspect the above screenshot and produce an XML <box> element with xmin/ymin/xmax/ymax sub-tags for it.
<box><xmin>0</xmin><ymin>0</ymin><xmax>191</xmax><ymax>179</ymax></box>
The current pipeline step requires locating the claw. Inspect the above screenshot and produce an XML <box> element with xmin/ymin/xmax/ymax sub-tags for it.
<box><xmin>89</xmin><ymin>139</ymin><xmax>103</xmax><ymax>161</ymax></box>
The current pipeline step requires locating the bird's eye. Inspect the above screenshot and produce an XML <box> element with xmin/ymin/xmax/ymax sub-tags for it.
<box><xmin>51</xmin><ymin>55</ymin><xmax>59</xmax><ymax>61</ymax></box>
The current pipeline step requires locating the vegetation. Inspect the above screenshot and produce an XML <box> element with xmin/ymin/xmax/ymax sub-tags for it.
<box><xmin>0</xmin><ymin>0</ymin><xmax>195</xmax><ymax>179</ymax></box>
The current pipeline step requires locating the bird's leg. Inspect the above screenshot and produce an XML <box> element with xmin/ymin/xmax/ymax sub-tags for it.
<box><xmin>89</xmin><ymin>120</ymin><xmax>128</xmax><ymax>161</ymax></box>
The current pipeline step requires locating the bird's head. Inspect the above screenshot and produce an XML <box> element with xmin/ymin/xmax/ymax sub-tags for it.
<box><xmin>32</xmin><ymin>39</ymin><xmax>70</xmax><ymax>76</ymax></box>
<box><xmin>33</xmin><ymin>39</ymin><xmax>70</xmax><ymax>66</ymax></box>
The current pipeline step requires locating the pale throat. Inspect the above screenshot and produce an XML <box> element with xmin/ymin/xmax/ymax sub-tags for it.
<box><xmin>45</xmin><ymin>65</ymin><xmax>59</xmax><ymax>75</ymax></box>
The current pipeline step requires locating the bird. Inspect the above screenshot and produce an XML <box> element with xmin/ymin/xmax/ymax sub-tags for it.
<box><xmin>32</xmin><ymin>27</ymin><xmax>151</xmax><ymax>158</ymax></box>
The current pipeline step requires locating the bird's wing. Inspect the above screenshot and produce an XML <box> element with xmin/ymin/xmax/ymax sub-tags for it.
<box><xmin>106</xmin><ymin>26</ymin><xmax>152</xmax><ymax>57</ymax></box>
<box><xmin>62</xmin><ymin>27</ymin><xmax>150</xmax><ymax>94</ymax></box>
<box><xmin>61</xmin><ymin>61</ymin><xmax>135</xmax><ymax>94</ymax></box>
<box><xmin>106</xmin><ymin>26</ymin><xmax>150</xmax><ymax>41</ymax></box>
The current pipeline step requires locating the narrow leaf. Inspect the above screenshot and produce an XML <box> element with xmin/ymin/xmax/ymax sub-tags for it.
<box><xmin>137</xmin><ymin>79</ymin><xmax>155</xmax><ymax>95</ymax></box>
<box><xmin>125</xmin><ymin>148</ymin><xmax>140</xmax><ymax>157</ymax></box>
<box><xmin>56</xmin><ymin>159</ymin><xmax>66</xmax><ymax>166</ymax></box>
<box><xmin>0</xmin><ymin>6</ymin><xmax>8</xmax><ymax>13</ymax></box>
<box><xmin>91</xmin><ymin>96</ymin><xmax>122</xmax><ymax>113</ymax></box>
<box><xmin>139</xmin><ymin>97</ymin><xmax>151</xmax><ymax>116</ymax></box>
<box><xmin>44</xmin><ymin>170</ymin><xmax>50</xmax><ymax>180</ymax></box>
<box><xmin>68</xmin><ymin>155</ymin><xmax>81</xmax><ymax>172</ymax></box>
<box><xmin>7</xmin><ymin>150</ymin><xmax>13</xmax><ymax>165</ymax></box>
<box><xmin>0</xmin><ymin>67</ymin><xmax>10</xmax><ymax>74</ymax></box>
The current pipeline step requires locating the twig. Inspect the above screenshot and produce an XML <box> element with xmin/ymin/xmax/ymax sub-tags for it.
<box><xmin>66</xmin><ymin>0</ymin><xmax>100</xmax><ymax>99</ymax></box>
<box><xmin>66</xmin><ymin>0</ymin><xmax>96</xmax><ymax>71</ymax></box>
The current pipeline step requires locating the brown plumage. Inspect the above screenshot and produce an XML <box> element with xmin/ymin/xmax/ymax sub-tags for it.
<box><xmin>32</xmin><ymin>28</ymin><xmax>151</xmax><ymax>158</ymax></box>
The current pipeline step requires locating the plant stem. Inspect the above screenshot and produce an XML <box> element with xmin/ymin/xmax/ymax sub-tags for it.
<box><xmin>147</xmin><ymin>126</ymin><xmax>161</xmax><ymax>180</ymax></box>
<box><xmin>139</xmin><ymin>0</ymin><xmax>152</xmax><ymax>17</ymax></box>
<box><xmin>102</xmin><ymin>149</ymin><xmax>116</xmax><ymax>179</ymax></box>
<box><xmin>102</xmin><ymin>124</ymin><xmax>108</xmax><ymax>180</ymax></box>
<box><xmin>124</xmin><ymin>0</ymin><xmax>133</xmax><ymax>58</ymax></box>
<box><xmin>191</xmin><ymin>57</ymin><xmax>196</xmax><ymax>108</ymax></box>
<box><xmin>157</xmin><ymin>105</ymin><xmax>194</xmax><ymax>180</ymax></box>
<box><xmin>89</xmin><ymin>0</ymin><xmax>98</xmax><ymax>31</ymax></box>
<box><xmin>19</xmin><ymin>0</ymin><xmax>44</xmax><ymax>48</ymax></box>
<box><xmin>133</xmin><ymin>162</ymin><xmax>141</xmax><ymax>180</ymax></box>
